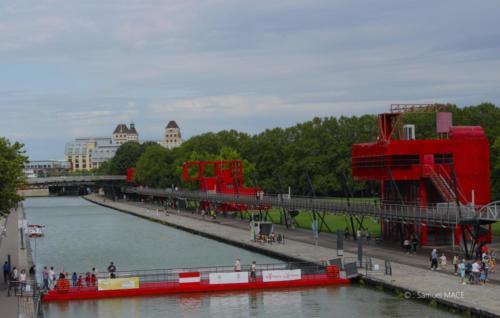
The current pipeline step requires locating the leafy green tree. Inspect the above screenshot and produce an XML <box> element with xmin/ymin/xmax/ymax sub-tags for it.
<box><xmin>109</xmin><ymin>141</ymin><xmax>144</xmax><ymax>174</ymax></box>
<box><xmin>135</xmin><ymin>144</ymin><xmax>178</xmax><ymax>188</ymax></box>
<box><xmin>0</xmin><ymin>138</ymin><xmax>28</xmax><ymax>216</ymax></box>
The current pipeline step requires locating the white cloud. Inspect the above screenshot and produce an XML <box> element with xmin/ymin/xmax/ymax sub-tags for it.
<box><xmin>0</xmin><ymin>0</ymin><xmax>499</xmax><ymax>160</ymax></box>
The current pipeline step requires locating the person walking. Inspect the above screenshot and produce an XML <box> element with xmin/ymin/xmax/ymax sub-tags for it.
<box><xmin>3</xmin><ymin>261</ymin><xmax>10</xmax><ymax>284</ymax></box>
<box><xmin>452</xmin><ymin>254</ymin><xmax>459</xmax><ymax>275</ymax></box>
<box><xmin>439</xmin><ymin>253</ymin><xmax>447</xmax><ymax>267</ymax></box>
<box><xmin>42</xmin><ymin>267</ymin><xmax>49</xmax><ymax>291</ymax></box>
<box><xmin>234</xmin><ymin>258</ymin><xmax>241</xmax><ymax>272</ymax></box>
<box><xmin>472</xmin><ymin>260</ymin><xmax>481</xmax><ymax>284</ymax></box>
<box><xmin>403</xmin><ymin>239</ymin><xmax>411</xmax><ymax>254</ymax></box>
<box><xmin>430</xmin><ymin>249</ymin><xmax>438</xmax><ymax>270</ymax></box>
<box><xmin>458</xmin><ymin>259</ymin><xmax>466</xmax><ymax>285</ymax></box>
<box><xmin>489</xmin><ymin>249</ymin><xmax>496</xmax><ymax>273</ymax></box>
<box><xmin>411</xmin><ymin>237</ymin><xmax>418</xmax><ymax>254</ymax></box>
<box><xmin>365</xmin><ymin>230</ymin><xmax>371</xmax><ymax>245</ymax></box>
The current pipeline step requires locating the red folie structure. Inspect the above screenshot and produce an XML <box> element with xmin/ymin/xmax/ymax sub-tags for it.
<box><xmin>352</xmin><ymin>105</ymin><xmax>491</xmax><ymax>246</ymax></box>
<box><xmin>182</xmin><ymin>160</ymin><xmax>267</xmax><ymax>213</ymax></box>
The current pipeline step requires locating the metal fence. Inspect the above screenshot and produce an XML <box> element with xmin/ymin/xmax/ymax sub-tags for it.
<box><xmin>47</xmin><ymin>262</ymin><xmax>344</xmax><ymax>292</ymax></box>
<box><xmin>6</xmin><ymin>279</ymin><xmax>43</xmax><ymax>317</ymax></box>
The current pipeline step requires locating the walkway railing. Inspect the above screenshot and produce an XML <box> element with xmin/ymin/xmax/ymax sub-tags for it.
<box><xmin>62</xmin><ymin>262</ymin><xmax>335</xmax><ymax>286</ymax></box>
<box><xmin>124</xmin><ymin>187</ymin><xmax>495</xmax><ymax>226</ymax></box>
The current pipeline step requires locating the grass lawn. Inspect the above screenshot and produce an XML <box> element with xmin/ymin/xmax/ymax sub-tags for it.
<box><xmin>492</xmin><ymin>222</ymin><xmax>500</xmax><ymax>236</ymax></box>
<box><xmin>243</xmin><ymin>208</ymin><xmax>381</xmax><ymax>237</ymax></box>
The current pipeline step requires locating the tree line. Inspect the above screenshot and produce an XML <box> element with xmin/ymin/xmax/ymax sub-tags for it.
<box><xmin>98</xmin><ymin>103</ymin><xmax>500</xmax><ymax>199</ymax></box>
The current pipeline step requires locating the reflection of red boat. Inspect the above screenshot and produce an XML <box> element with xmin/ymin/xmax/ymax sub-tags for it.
<box><xmin>28</xmin><ymin>224</ymin><xmax>45</xmax><ymax>237</ymax></box>
<box><xmin>42</xmin><ymin>263</ymin><xmax>350</xmax><ymax>302</ymax></box>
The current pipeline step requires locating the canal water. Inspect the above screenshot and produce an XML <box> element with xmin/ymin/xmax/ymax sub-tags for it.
<box><xmin>25</xmin><ymin>197</ymin><xmax>457</xmax><ymax>318</ymax></box>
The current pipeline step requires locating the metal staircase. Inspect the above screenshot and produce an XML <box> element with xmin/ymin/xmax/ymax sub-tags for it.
<box><xmin>425</xmin><ymin>165</ymin><xmax>468</xmax><ymax>204</ymax></box>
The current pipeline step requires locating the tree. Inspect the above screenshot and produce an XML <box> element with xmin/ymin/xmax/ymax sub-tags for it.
<box><xmin>109</xmin><ymin>141</ymin><xmax>144</xmax><ymax>174</ymax></box>
<box><xmin>0</xmin><ymin>138</ymin><xmax>28</xmax><ymax>216</ymax></box>
<box><xmin>135</xmin><ymin>144</ymin><xmax>178</xmax><ymax>188</ymax></box>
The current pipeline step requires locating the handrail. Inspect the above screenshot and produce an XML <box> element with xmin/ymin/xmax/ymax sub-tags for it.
<box><xmin>123</xmin><ymin>186</ymin><xmax>495</xmax><ymax>225</ymax></box>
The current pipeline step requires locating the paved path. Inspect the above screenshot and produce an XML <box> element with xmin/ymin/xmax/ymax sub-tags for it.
<box><xmin>87</xmin><ymin>194</ymin><xmax>500</xmax><ymax>317</ymax></box>
<box><xmin>0</xmin><ymin>206</ymin><xmax>32</xmax><ymax>318</ymax></box>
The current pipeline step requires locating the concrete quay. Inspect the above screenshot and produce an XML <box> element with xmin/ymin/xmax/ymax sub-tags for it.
<box><xmin>85</xmin><ymin>194</ymin><xmax>500</xmax><ymax>317</ymax></box>
<box><xmin>0</xmin><ymin>205</ymin><xmax>35</xmax><ymax>318</ymax></box>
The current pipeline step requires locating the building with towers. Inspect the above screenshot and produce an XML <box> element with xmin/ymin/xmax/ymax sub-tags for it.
<box><xmin>159</xmin><ymin>120</ymin><xmax>183</xmax><ymax>149</ymax></box>
<box><xmin>112</xmin><ymin>122</ymin><xmax>139</xmax><ymax>145</ymax></box>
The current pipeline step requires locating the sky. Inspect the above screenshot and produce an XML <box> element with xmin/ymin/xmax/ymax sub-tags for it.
<box><xmin>1</xmin><ymin>0</ymin><xmax>499</xmax><ymax>160</ymax></box>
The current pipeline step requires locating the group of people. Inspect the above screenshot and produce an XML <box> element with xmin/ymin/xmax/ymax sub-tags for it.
<box><xmin>233</xmin><ymin>258</ymin><xmax>257</xmax><ymax>281</ymax></box>
<box><xmin>430</xmin><ymin>247</ymin><xmax>496</xmax><ymax>285</ymax></box>
<box><xmin>2</xmin><ymin>261</ymin><xmax>33</xmax><ymax>291</ymax></box>
<box><xmin>402</xmin><ymin>237</ymin><xmax>419</xmax><ymax>254</ymax></box>
<box><xmin>41</xmin><ymin>262</ymin><xmax>118</xmax><ymax>292</ymax></box>
<box><xmin>346</xmin><ymin>229</ymin><xmax>371</xmax><ymax>244</ymax></box>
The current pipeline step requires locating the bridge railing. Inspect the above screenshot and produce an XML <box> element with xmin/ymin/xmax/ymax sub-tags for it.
<box><xmin>125</xmin><ymin>187</ymin><xmax>486</xmax><ymax>226</ymax></box>
<box><xmin>26</xmin><ymin>175</ymin><xmax>126</xmax><ymax>185</ymax></box>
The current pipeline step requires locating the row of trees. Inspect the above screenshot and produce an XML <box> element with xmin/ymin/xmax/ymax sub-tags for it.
<box><xmin>99</xmin><ymin>103</ymin><xmax>500</xmax><ymax>199</ymax></box>
<box><xmin>0</xmin><ymin>138</ymin><xmax>28</xmax><ymax>216</ymax></box>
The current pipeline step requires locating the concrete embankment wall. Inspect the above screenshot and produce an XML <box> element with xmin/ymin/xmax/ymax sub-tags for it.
<box><xmin>18</xmin><ymin>188</ymin><xmax>50</xmax><ymax>197</ymax></box>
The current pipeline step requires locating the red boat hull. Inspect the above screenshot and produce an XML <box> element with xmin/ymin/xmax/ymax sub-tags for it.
<box><xmin>43</xmin><ymin>274</ymin><xmax>350</xmax><ymax>302</ymax></box>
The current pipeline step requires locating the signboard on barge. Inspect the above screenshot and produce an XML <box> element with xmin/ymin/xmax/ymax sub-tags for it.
<box><xmin>262</xmin><ymin>269</ymin><xmax>301</xmax><ymax>282</ymax></box>
<box><xmin>209</xmin><ymin>272</ymin><xmax>249</xmax><ymax>284</ymax></box>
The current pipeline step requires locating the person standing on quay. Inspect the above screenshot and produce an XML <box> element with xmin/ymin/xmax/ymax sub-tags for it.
<box><xmin>430</xmin><ymin>249</ymin><xmax>438</xmax><ymax>270</ymax></box>
<box><xmin>3</xmin><ymin>261</ymin><xmax>10</xmax><ymax>284</ymax></box>
<box><xmin>453</xmin><ymin>254</ymin><xmax>459</xmax><ymax>275</ymax></box>
<box><xmin>411</xmin><ymin>237</ymin><xmax>418</xmax><ymax>254</ymax></box>
<box><xmin>49</xmin><ymin>267</ymin><xmax>55</xmax><ymax>289</ymax></box>
<box><xmin>42</xmin><ymin>267</ymin><xmax>49</xmax><ymax>291</ymax></box>
<box><xmin>458</xmin><ymin>259</ymin><xmax>466</xmax><ymax>285</ymax></box>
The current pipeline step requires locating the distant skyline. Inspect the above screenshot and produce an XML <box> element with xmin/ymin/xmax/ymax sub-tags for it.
<box><xmin>1</xmin><ymin>1</ymin><xmax>499</xmax><ymax>160</ymax></box>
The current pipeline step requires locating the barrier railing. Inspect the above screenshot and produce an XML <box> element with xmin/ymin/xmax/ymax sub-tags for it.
<box><xmin>44</xmin><ymin>262</ymin><xmax>346</xmax><ymax>293</ymax></box>
<box><xmin>125</xmin><ymin>187</ymin><xmax>491</xmax><ymax>226</ymax></box>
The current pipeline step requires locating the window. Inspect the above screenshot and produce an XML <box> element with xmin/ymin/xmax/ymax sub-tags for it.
<box><xmin>435</xmin><ymin>153</ymin><xmax>453</xmax><ymax>164</ymax></box>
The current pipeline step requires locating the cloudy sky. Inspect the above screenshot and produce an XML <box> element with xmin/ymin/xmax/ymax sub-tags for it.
<box><xmin>1</xmin><ymin>0</ymin><xmax>499</xmax><ymax>160</ymax></box>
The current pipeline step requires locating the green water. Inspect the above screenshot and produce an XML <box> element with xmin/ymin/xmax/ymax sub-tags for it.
<box><xmin>24</xmin><ymin>197</ymin><xmax>457</xmax><ymax>318</ymax></box>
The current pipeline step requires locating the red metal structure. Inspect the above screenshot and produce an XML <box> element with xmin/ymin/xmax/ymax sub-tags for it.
<box><xmin>182</xmin><ymin>160</ymin><xmax>265</xmax><ymax>213</ymax></box>
<box><xmin>352</xmin><ymin>104</ymin><xmax>491</xmax><ymax>246</ymax></box>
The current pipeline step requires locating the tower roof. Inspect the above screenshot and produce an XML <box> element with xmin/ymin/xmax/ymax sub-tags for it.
<box><xmin>166</xmin><ymin>121</ymin><xmax>179</xmax><ymax>129</ymax></box>
<box><xmin>129</xmin><ymin>122</ymin><xmax>138</xmax><ymax>135</ymax></box>
<box><xmin>113</xmin><ymin>124</ymin><xmax>130</xmax><ymax>134</ymax></box>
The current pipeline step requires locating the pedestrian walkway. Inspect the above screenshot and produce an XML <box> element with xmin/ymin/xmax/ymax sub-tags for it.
<box><xmin>0</xmin><ymin>206</ymin><xmax>26</xmax><ymax>318</ymax></box>
<box><xmin>86</xmin><ymin>194</ymin><xmax>500</xmax><ymax>317</ymax></box>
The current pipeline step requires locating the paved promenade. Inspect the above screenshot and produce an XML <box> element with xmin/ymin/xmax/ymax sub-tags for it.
<box><xmin>86</xmin><ymin>194</ymin><xmax>500</xmax><ymax>317</ymax></box>
<box><xmin>0</xmin><ymin>205</ymin><xmax>32</xmax><ymax>318</ymax></box>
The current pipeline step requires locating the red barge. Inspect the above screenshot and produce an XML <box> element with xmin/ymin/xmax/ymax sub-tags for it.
<box><xmin>42</xmin><ymin>263</ymin><xmax>350</xmax><ymax>302</ymax></box>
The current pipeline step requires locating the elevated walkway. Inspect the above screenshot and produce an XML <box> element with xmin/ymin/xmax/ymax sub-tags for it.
<box><xmin>125</xmin><ymin>187</ymin><xmax>500</xmax><ymax>227</ymax></box>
